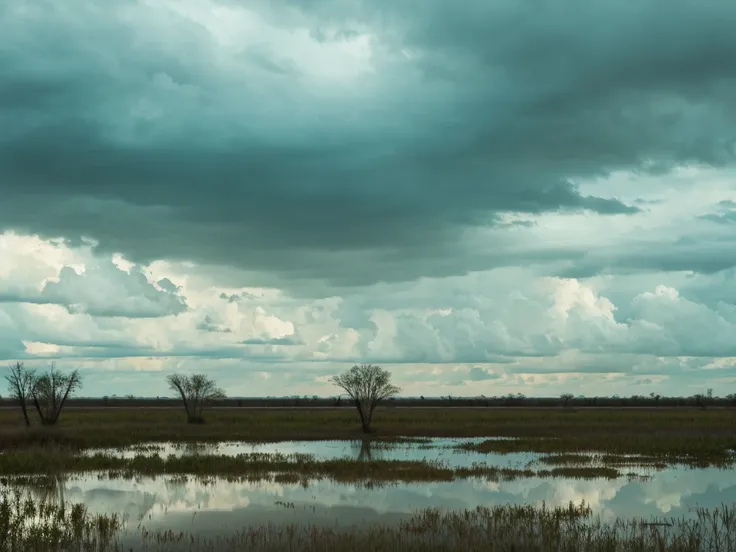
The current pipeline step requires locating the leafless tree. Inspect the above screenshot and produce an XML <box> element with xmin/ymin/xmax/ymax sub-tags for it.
<box><xmin>5</xmin><ymin>361</ymin><xmax>36</xmax><ymax>427</ymax></box>
<box><xmin>561</xmin><ymin>393</ymin><xmax>574</xmax><ymax>408</ymax></box>
<box><xmin>166</xmin><ymin>373</ymin><xmax>226</xmax><ymax>423</ymax></box>
<box><xmin>330</xmin><ymin>364</ymin><xmax>400</xmax><ymax>433</ymax></box>
<box><xmin>29</xmin><ymin>363</ymin><xmax>83</xmax><ymax>426</ymax></box>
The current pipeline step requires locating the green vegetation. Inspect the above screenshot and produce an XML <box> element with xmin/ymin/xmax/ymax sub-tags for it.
<box><xmin>2</xmin><ymin>491</ymin><xmax>736</xmax><ymax>552</ymax></box>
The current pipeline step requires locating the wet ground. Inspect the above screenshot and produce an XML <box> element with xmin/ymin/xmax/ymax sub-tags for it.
<box><xmin>4</xmin><ymin>438</ymin><xmax>735</xmax><ymax>548</ymax></box>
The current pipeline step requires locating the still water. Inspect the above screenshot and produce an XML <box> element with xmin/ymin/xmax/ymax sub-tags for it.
<box><xmin>4</xmin><ymin>438</ymin><xmax>736</xmax><ymax>545</ymax></box>
<box><xmin>84</xmin><ymin>437</ymin><xmax>533</xmax><ymax>469</ymax></box>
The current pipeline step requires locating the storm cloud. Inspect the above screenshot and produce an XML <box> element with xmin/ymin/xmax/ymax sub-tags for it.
<box><xmin>3</xmin><ymin>0</ymin><xmax>736</xmax><ymax>398</ymax></box>
<box><xmin>3</xmin><ymin>0</ymin><xmax>736</xmax><ymax>287</ymax></box>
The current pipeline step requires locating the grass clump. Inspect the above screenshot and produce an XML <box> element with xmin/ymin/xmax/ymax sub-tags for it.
<box><xmin>136</xmin><ymin>502</ymin><xmax>736</xmax><ymax>551</ymax></box>
<box><xmin>539</xmin><ymin>466</ymin><xmax>621</xmax><ymax>479</ymax></box>
<box><xmin>0</xmin><ymin>448</ymin><xmax>625</xmax><ymax>484</ymax></box>
<box><xmin>3</xmin><ymin>491</ymin><xmax>736</xmax><ymax>551</ymax></box>
<box><xmin>0</xmin><ymin>449</ymin><xmax>454</xmax><ymax>483</ymax></box>
<box><xmin>0</xmin><ymin>489</ymin><xmax>122</xmax><ymax>552</ymax></box>
<box><xmin>537</xmin><ymin>453</ymin><xmax>669</xmax><ymax>471</ymax></box>
<box><xmin>459</xmin><ymin>435</ymin><xmax>736</xmax><ymax>467</ymax></box>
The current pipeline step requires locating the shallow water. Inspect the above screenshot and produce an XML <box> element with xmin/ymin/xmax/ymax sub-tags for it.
<box><xmin>7</xmin><ymin>438</ymin><xmax>735</xmax><ymax>549</ymax></box>
<box><xmin>4</xmin><ymin>464</ymin><xmax>735</xmax><ymax>539</ymax></box>
<box><xmin>83</xmin><ymin>437</ymin><xmax>609</xmax><ymax>471</ymax></box>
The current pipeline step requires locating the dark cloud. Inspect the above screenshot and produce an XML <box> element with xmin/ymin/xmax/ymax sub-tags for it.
<box><xmin>2</xmin><ymin>0</ymin><xmax>735</xmax><ymax>287</ymax></box>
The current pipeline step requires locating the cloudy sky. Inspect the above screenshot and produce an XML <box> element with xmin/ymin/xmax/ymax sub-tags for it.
<box><xmin>2</xmin><ymin>0</ymin><xmax>736</xmax><ymax>398</ymax></box>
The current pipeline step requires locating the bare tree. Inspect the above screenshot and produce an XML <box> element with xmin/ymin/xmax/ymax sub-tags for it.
<box><xmin>330</xmin><ymin>364</ymin><xmax>400</xmax><ymax>434</ymax></box>
<box><xmin>5</xmin><ymin>362</ymin><xmax>36</xmax><ymax>427</ymax></box>
<box><xmin>29</xmin><ymin>363</ymin><xmax>82</xmax><ymax>426</ymax></box>
<box><xmin>166</xmin><ymin>373</ymin><xmax>226</xmax><ymax>423</ymax></box>
<box><xmin>560</xmin><ymin>393</ymin><xmax>574</xmax><ymax>408</ymax></box>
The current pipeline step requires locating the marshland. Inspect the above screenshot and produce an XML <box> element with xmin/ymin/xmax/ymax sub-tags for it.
<box><xmin>1</xmin><ymin>364</ymin><xmax>735</xmax><ymax>550</ymax></box>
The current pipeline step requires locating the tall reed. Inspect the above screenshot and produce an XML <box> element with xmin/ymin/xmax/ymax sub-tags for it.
<box><xmin>0</xmin><ymin>489</ymin><xmax>122</xmax><ymax>552</ymax></box>
<box><xmin>3</xmin><ymin>488</ymin><xmax>735</xmax><ymax>551</ymax></box>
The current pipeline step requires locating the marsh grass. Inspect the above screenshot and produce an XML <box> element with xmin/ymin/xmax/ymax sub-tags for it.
<box><xmin>3</xmin><ymin>491</ymin><xmax>735</xmax><ymax>551</ymax></box>
<box><xmin>0</xmin><ymin>489</ymin><xmax>122</xmax><ymax>552</ymax></box>
<box><xmin>540</xmin><ymin>466</ymin><xmax>621</xmax><ymax>479</ymax></box>
<box><xmin>537</xmin><ymin>453</ymin><xmax>670</xmax><ymax>472</ymax></box>
<box><xmin>0</xmin><ymin>449</ymin><xmax>625</xmax><ymax>484</ymax></box>
<box><xmin>1</xmin><ymin>407</ymin><xmax>734</xmax><ymax>456</ymax></box>
<box><xmin>134</xmin><ymin>502</ymin><xmax>736</xmax><ymax>551</ymax></box>
<box><xmin>460</xmin><ymin>435</ymin><xmax>736</xmax><ymax>467</ymax></box>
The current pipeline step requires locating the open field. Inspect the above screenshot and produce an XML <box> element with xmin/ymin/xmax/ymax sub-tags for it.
<box><xmin>1</xmin><ymin>406</ymin><xmax>734</xmax><ymax>549</ymax></box>
<box><xmin>1</xmin><ymin>406</ymin><xmax>734</xmax><ymax>466</ymax></box>
<box><xmin>2</xmin><ymin>395</ymin><xmax>735</xmax><ymax>408</ymax></box>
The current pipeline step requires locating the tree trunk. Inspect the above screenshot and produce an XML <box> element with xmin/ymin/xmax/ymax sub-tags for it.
<box><xmin>20</xmin><ymin>401</ymin><xmax>31</xmax><ymax>427</ymax></box>
<box><xmin>31</xmin><ymin>395</ymin><xmax>46</xmax><ymax>425</ymax></box>
<box><xmin>355</xmin><ymin>401</ymin><xmax>370</xmax><ymax>433</ymax></box>
<box><xmin>364</xmin><ymin>406</ymin><xmax>374</xmax><ymax>433</ymax></box>
<box><xmin>182</xmin><ymin>397</ymin><xmax>192</xmax><ymax>422</ymax></box>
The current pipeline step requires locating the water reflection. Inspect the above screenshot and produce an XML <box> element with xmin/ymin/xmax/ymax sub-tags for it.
<box><xmin>354</xmin><ymin>440</ymin><xmax>373</xmax><ymax>461</ymax></box>
<box><xmin>4</xmin><ymin>464</ymin><xmax>735</xmax><ymax>538</ymax></box>
<box><xmin>88</xmin><ymin>437</ymin><xmax>536</xmax><ymax>470</ymax></box>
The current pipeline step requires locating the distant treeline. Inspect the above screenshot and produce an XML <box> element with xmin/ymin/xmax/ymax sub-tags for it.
<box><xmin>2</xmin><ymin>393</ymin><xmax>734</xmax><ymax>409</ymax></box>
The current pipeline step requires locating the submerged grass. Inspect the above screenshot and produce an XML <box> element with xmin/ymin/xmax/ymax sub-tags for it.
<box><xmin>3</xmin><ymin>490</ymin><xmax>736</xmax><ymax>552</ymax></box>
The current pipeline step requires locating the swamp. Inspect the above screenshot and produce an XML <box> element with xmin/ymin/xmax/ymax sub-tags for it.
<box><xmin>0</xmin><ymin>406</ymin><xmax>735</xmax><ymax>551</ymax></box>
